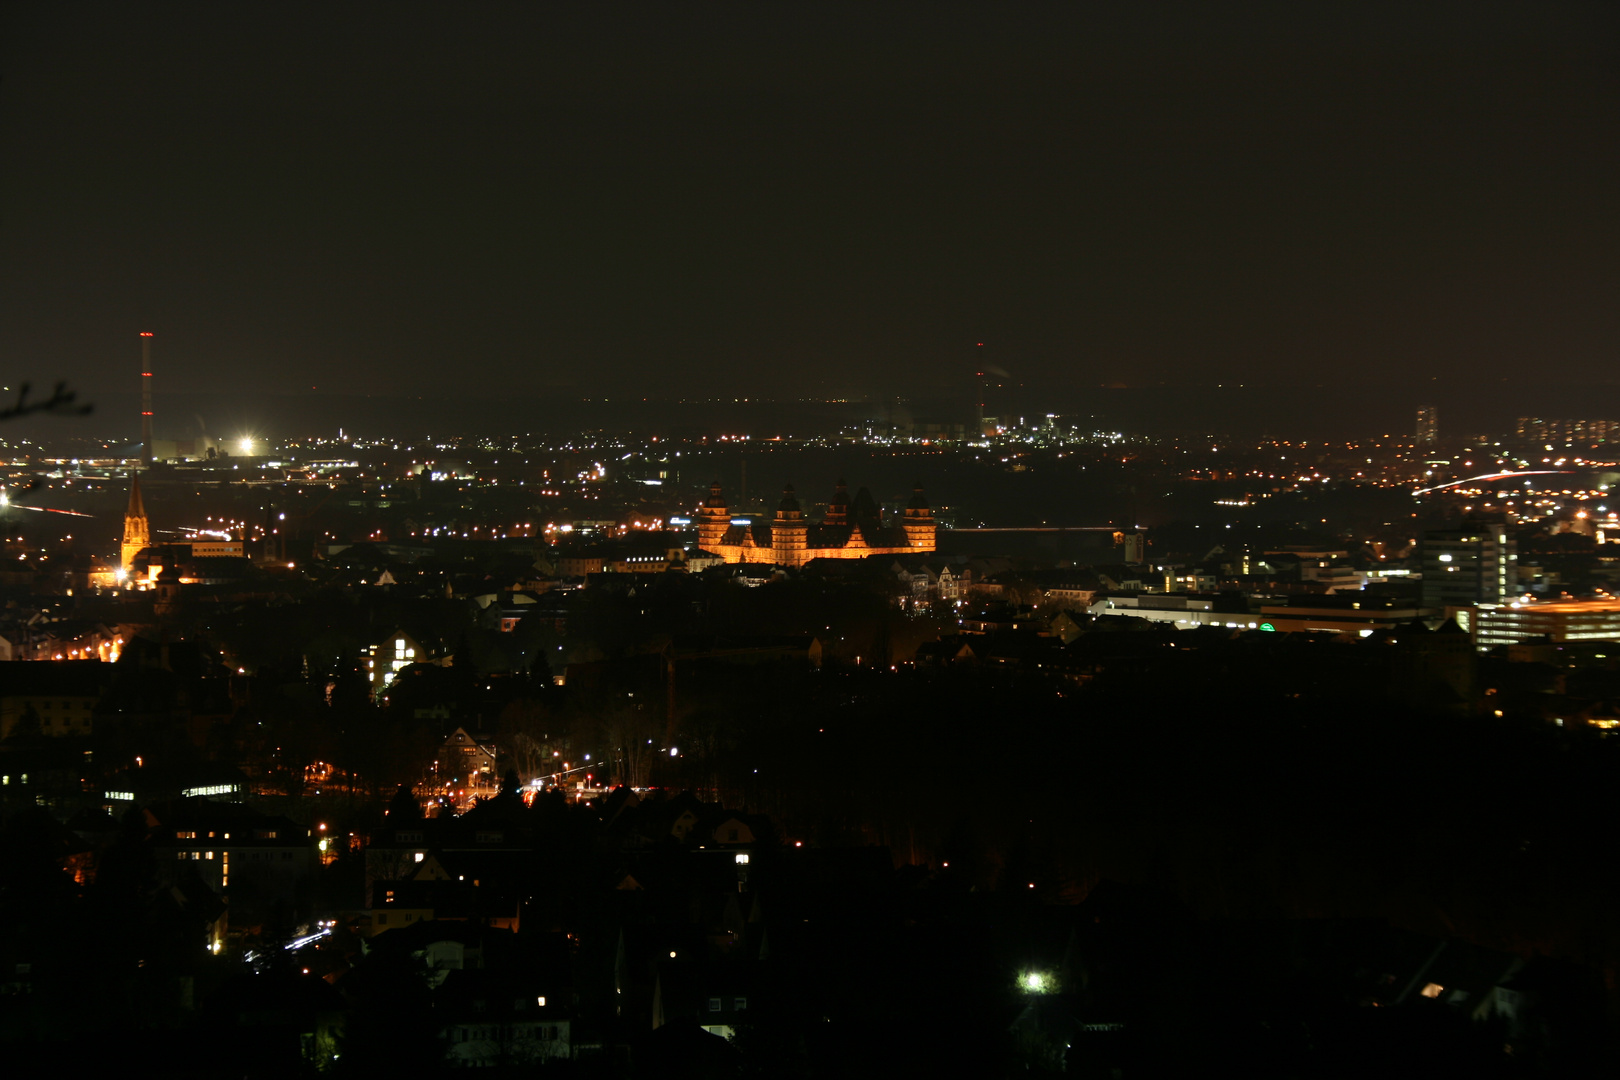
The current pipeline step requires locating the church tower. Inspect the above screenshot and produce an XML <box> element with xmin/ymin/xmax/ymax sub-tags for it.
<box><xmin>121</xmin><ymin>471</ymin><xmax>150</xmax><ymax>575</ymax></box>
<box><xmin>696</xmin><ymin>481</ymin><xmax>730</xmax><ymax>552</ymax></box>
<box><xmin>902</xmin><ymin>482</ymin><xmax>936</xmax><ymax>552</ymax></box>
<box><xmin>771</xmin><ymin>484</ymin><xmax>808</xmax><ymax>566</ymax></box>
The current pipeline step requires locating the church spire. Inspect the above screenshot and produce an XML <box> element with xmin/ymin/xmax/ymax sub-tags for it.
<box><xmin>126</xmin><ymin>470</ymin><xmax>147</xmax><ymax>521</ymax></box>
<box><xmin>121</xmin><ymin>471</ymin><xmax>150</xmax><ymax>575</ymax></box>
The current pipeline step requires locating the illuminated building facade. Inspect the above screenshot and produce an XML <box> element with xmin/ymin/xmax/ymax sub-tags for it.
<box><xmin>696</xmin><ymin>480</ymin><xmax>935</xmax><ymax>566</ymax></box>
<box><xmin>1471</xmin><ymin>601</ymin><xmax>1620</xmax><ymax>650</ymax></box>
<box><xmin>365</xmin><ymin>630</ymin><xmax>431</xmax><ymax>696</ymax></box>
<box><xmin>185</xmin><ymin>538</ymin><xmax>246</xmax><ymax>559</ymax></box>
<box><xmin>151</xmin><ymin>434</ymin><xmax>221</xmax><ymax>462</ymax></box>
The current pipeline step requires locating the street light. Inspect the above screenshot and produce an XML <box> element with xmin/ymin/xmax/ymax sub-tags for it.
<box><xmin>1019</xmin><ymin>971</ymin><xmax>1053</xmax><ymax>994</ymax></box>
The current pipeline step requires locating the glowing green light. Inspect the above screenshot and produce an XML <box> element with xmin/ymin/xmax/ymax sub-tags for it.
<box><xmin>1259</xmin><ymin>622</ymin><xmax>1276</xmax><ymax>632</ymax></box>
<box><xmin>1020</xmin><ymin>972</ymin><xmax>1047</xmax><ymax>993</ymax></box>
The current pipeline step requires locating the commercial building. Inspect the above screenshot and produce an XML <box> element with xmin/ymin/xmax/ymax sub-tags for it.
<box><xmin>1090</xmin><ymin>594</ymin><xmax>1248</xmax><ymax>629</ymax></box>
<box><xmin>1420</xmin><ymin>522</ymin><xmax>1515</xmax><ymax>609</ymax></box>
<box><xmin>1255</xmin><ymin>595</ymin><xmax>1440</xmax><ymax>635</ymax></box>
<box><xmin>1469</xmin><ymin>601</ymin><xmax>1620</xmax><ymax>651</ymax></box>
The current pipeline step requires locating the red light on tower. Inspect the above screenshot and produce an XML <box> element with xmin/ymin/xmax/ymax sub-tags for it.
<box><xmin>139</xmin><ymin>332</ymin><xmax>154</xmax><ymax>337</ymax></box>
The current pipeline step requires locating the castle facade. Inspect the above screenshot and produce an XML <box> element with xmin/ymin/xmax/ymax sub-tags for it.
<box><xmin>695</xmin><ymin>480</ymin><xmax>935</xmax><ymax>567</ymax></box>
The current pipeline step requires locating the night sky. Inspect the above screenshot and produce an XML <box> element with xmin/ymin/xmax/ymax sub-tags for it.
<box><xmin>2</xmin><ymin>3</ymin><xmax>1617</xmax><ymax>432</ymax></box>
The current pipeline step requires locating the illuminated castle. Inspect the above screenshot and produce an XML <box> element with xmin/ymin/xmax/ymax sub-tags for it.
<box><xmin>695</xmin><ymin>479</ymin><xmax>935</xmax><ymax>566</ymax></box>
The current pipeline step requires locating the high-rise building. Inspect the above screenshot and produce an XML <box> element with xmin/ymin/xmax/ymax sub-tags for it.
<box><xmin>1415</xmin><ymin>405</ymin><xmax>1438</xmax><ymax>445</ymax></box>
<box><xmin>1420</xmin><ymin>521</ymin><xmax>1514</xmax><ymax>610</ymax></box>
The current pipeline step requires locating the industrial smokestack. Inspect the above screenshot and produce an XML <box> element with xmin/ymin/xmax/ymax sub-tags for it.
<box><xmin>139</xmin><ymin>332</ymin><xmax>154</xmax><ymax>466</ymax></box>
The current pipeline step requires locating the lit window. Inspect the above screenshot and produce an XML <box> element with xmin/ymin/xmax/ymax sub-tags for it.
<box><xmin>1420</xmin><ymin>982</ymin><xmax>1444</xmax><ymax>999</ymax></box>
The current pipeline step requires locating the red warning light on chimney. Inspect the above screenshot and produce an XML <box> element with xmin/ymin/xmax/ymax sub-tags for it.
<box><xmin>139</xmin><ymin>332</ymin><xmax>154</xmax><ymax>337</ymax></box>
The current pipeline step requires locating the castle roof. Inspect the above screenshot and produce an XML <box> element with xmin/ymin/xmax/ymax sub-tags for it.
<box><xmin>806</xmin><ymin>524</ymin><xmax>854</xmax><ymax>548</ymax></box>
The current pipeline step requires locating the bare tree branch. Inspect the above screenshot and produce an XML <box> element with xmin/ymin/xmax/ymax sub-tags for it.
<box><xmin>0</xmin><ymin>382</ymin><xmax>94</xmax><ymax>422</ymax></box>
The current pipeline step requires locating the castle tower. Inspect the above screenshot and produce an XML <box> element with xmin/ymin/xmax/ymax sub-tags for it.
<box><xmin>771</xmin><ymin>484</ymin><xmax>808</xmax><ymax>566</ymax></box>
<box><xmin>120</xmin><ymin>471</ymin><xmax>150</xmax><ymax>575</ymax></box>
<box><xmin>824</xmin><ymin>479</ymin><xmax>851</xmax><ymax>527</ymax></box>
<box><xmin>696</xmin><ymin>480</ymin><xmax>730</xmax><ymax>552</ymax></box>
<box><xmin>902</xmin><ymin>481</ymin><xmax>936</xmax><ymax>552</ymax></box>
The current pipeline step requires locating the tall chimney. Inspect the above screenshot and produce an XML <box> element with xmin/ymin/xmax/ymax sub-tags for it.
<box><xmin>139</xmin><ymin>332</ymin><xmax>154</xmax><ymax>466</ymax></box>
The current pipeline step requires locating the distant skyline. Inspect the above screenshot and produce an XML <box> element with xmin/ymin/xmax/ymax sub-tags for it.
<box><xmin>12</xmin><ymin>382</ymin><xmax>1620</xmax><ymax>449</ymax></box>
<box><xmin>3</xmin><ymin>4</ymin><xmax>1617</xmax><ymax>417</ymax></box>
